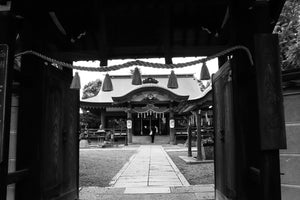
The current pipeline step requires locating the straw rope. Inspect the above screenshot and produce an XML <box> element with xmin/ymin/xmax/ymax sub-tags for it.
<box><xmin>14</xmin><ymin>45</ymin><xmax>253</xmax><ymax>72</ymax></box>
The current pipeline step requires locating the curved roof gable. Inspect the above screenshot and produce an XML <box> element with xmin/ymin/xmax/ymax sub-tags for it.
<box><xmin>81</xmin><ymin>74</ymin><xmax>203</xmax><ymax>104</ymax></box>
<box><xmin>112</xmin><ymin>86</ymin><xmax>189</xmax><ymax>103</ymax></box>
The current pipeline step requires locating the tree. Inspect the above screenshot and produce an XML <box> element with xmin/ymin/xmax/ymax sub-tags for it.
<box><xmin>81</xmin><ymin>79</ymin><xmax>102</xmax><ymax>128</ymax></box>
<box><xmin>274</xmin><ymin>0</ymin><xmax>300</xmax><ymax>70</ymax></box>
<box><xmin>82</xmin><ymin>79</ymin><xmax>102</xmax><ymax>99</ymax></box>
<box><xmin>80</xmin><ymin>111</ymin><xmax>101</xmax><ymax>129</ymax></box>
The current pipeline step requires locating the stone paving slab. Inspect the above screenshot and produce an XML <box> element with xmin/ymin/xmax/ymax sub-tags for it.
<box><xmin>149</xmin><ymin>182</ymin><xmax>182</xmax><ymax>187</ymax></box>
<box><xmin>80</xmin><ymin>185</ymin><xmax>215</xmax><ymax>200</ymax></box>
<box><xmin>114</xmin><ymin>183</ymin><xmax>148</xmax><ymax>188</ymax></box>
<box><xmin>170</xmin><ymin>184</ymin><xmax>214</xmax><ymax>193</ymax></box>
<box><xmin>149</xmin><ymin>176</ymin><xmax>180</xmax><ymax>181</ymax></box>
<box><xmin>124</xmin><ymin>187</ymin><xmax>170</xmax><ymax>194</ymax></box>
<box><xmin>110</xmin><ymin>145</ymin><xmax>190</xmax><ymax>191</ymax></box>
<box><xmin>179</xmin><ymin>155</ymin><xmax>214</xmax><ymax>164</ymax></box>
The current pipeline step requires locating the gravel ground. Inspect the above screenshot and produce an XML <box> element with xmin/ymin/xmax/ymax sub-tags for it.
<box><xmin>80</xmin><ymin>149</ymin><xmax>136</xmax><ymax>187</ymax></box>
<box><xmin>167</xmin><ymin>151</ymin><xmax>214</xmax><ymax>185</ymax></box>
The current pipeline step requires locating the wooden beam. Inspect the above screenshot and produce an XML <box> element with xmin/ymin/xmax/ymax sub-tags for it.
<box><xmin>48</xmin><ymin>45</ymin><xmax>230</xmax><ymax>61</ymax></box>
<box><xmin>254</xmin><ymin>34</ymin><xmax>286</xmax><ymax>150</ymax></box>
<box><xmin>163</xmin><ymin>0</ymin><xmax>172</xmax><ymax>64</ymax></box>
<box><xmin>94</xmin><ymin>0</ymin><xmax>108</xmax><ymax>66</ymax></box>
<box><xmin>0</xmin><ymin>13</ymin><xmax>16</xmax><ymax>200</ymax></box>
<box><xmin>260</xmin><ymin>150</ymin><xmax>282</xmax><ymax>200</ymax></box>
<box><xmin>7</xmin><ymin>169</ymin><xmax>30</xmax><ymax>185</ymax></box>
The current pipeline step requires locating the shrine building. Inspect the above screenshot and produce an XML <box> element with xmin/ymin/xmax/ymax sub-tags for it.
<box><xmin>80</xmin><ymin>73</ymin><xmax>212</xmax><ymax>144</ymax></box>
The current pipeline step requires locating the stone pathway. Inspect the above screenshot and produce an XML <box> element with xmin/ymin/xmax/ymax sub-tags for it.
<box><xmin>79</xmin><ymin>145</ymin><xmax>215</xmax><ymax>199</ymax></box>
<box><xmin>109</xmin><ymin>145</ymin><xmax>189</xmax><ymax>192</ymax></box>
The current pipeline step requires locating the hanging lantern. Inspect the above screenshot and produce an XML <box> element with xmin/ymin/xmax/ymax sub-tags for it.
<box><xmin>200</xmin><ymin>62</ymin><xmax>211</xmax><ymax>80</ymax></box>
<box><xmin>102</xmin><ymin>73</ymin><xmax>113</xmax><ymax>91</ymax></box>
<box><xmin>131</xmin><ymin>67</ymin><xmax>142</xmax><ymax>85</ymax></box>
<box><xmin>167</xmin><ymin>70</ymin><xmax>178</xmax><ymax>89</ymax></box>
<box><xmin>70</xmin><ymin>72</ymin><xmax>81</xmax><ymax>90</ymax></box>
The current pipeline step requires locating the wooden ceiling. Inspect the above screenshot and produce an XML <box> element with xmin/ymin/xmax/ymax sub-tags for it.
<box><xmin>12</xmin><ymin>0</ymin><xmax>285</xmax><ymax>63</ymax></box>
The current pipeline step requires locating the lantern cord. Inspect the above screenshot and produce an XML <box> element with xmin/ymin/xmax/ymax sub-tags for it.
<box><xmin>14</xmin><ymin>45</ymin><xmax>253</xmax><ymax>72</ymax></box>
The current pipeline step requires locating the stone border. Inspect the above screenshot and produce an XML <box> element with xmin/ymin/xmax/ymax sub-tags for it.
<box><xmin>179</xmin><ymin>156</ymin><xmax>214</xmax><ymax>164</ymax></box>
<box><xmin>161</xmin><ymin>146</ymin><xmax>190</xmax><ymax>186</ymax></box>
<box><xmin>108</xmin><ymin>147</ymin><xmax>140</xmax><ymax>186</ymax></box>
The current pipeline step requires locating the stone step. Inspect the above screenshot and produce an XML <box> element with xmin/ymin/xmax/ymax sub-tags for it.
<box><xmin>132</xmin><ymin>136</ymin><xmax>170</xmax><ymax>144</ymax></box>
<box><xmin>80</xmin><ymin>185</ymin><xmax>215</xmax><ymax>199</ymax></box>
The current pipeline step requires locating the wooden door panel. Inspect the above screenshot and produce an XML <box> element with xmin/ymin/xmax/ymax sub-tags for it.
<box><xmin>42</xmin><ymin>83</ymin><xmax>64</xmax><ymax>199</ymax></box>
<box><xmin>41</xmin><ymin>67</ymin><xmax>79</xmax><ymax>200</ymax></box>
<box><xmin>213</xmin><ymin>68</ymin><xmax>225</xmax><ymax>197</ymax></box>
<box><xmin>62</xmin><ymin>89</ymin><xmax>79</xmax><ymax>199</ymax></box>
<box><xmin>16</xmin><ymin>56</ymin><xmax>79</xmax><ymax>200</ymax></box>
<box><xmin>213</xmin><ymin>61</ymin><xmax>236</xmax><ymax>200</ymax></box>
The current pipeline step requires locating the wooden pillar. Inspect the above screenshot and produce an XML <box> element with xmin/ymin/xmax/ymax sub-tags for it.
<box><xmin>140</xmin><ymin>117</ymin><xmax>143</xmax><ymax>135</ymax></box>
<box><xmin>127</xmin><ymin>110</ymin><xmax>132</xmax><ymax>144</ymax></box>
<box><xmin>100</xmin><ymin>108</ymin><xmax>106</xmax><ymax>128</ymax></box>
<box><xmin>0</xmin><ymin>12</ymin><xmax>16</xmax><ymax>200</ymax></box>
<box><xmin>254</xmin><ymin>34</ymin><xmax>285</xmax><ymax>200</ymax></box>
<box><xmin>187</xmin><ymin>123</ymin><xmax>192</xmax><ymax>157</ymax></box>
<box><xmin>195</xmin><ymin>111</ymin><xmax>203</xmax><ymax>160</ymax></box>
<box><xmin>169</xmin><ymin>110</ymin><xmax>175</xmax><ymax>144</ymax></box>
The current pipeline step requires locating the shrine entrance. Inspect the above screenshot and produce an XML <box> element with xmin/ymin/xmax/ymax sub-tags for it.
<box><xmin>0</xmin><ymin>1</ymin><xmax>287</xmax><ymax>200</ymax></box>
<box><xmin>133</xmin><ymin>115</ymin><xmax>169</xmax><ymax>136</ymax></box>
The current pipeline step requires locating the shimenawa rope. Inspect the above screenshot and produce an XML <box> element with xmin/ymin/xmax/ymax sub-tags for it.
<box><xmin>14</xmin><ymin>45</ymin><xmax>253</xmax><ymax>72</ymax></box>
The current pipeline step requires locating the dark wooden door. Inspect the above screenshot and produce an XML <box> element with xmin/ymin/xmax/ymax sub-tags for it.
<box><xmin>16</xmin><ymin>55</ymin><xmax>79</xmax><ymax>200</ymax></box>
<box><xmin>213</xmin><ymin>61</ymin><xmax>237</xmax><ymax>200</ymax></box>
<box><xmin>41</xmin><ymin>66</ymin><xmax>79</xmax><ymax>200</ymax></box>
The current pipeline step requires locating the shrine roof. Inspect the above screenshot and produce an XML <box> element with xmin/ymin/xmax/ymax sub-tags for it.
<box><xmin>81</xmin><ymin>74</ymin><xmax>209</xmax><ymax>104</ymax></box>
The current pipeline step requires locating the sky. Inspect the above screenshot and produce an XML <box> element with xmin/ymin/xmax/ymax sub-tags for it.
<box><xmin>73</xmin><ymin>57</ymin><xmax>219</xmax><ymax>97</ymax></box>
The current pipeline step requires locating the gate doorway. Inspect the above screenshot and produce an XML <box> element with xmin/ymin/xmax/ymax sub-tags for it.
<box><xmin>133</xmin><ymin>114</ymin><xmax>169</xmax><ymax>136</ymax></box>
<box><xmin>0</xmin><ymin>1</ymin><xmax>287</xmax><ymax>199</ymax></box>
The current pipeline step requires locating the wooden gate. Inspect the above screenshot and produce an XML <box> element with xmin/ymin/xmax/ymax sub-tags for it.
<box><xmin>16</xmin><ymin>55</ymin><xmax>79</xmax><ymax>200</ymax></box>
<box><xmin>213</xmin><ymin>35</ymin><xmax>286</xmax><ymax>200</ymax></box>
<box><xmin>213</xmin><ymin>61</ymin><xmax>237</xmax><ymax>200</ymax></box>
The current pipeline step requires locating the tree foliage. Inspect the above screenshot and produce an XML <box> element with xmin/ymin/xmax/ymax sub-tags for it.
<box><xmin>274</xmin><ymin>0</ymin><xmax>300</xmax><ymax>70</ymax></box>
<box><xmin>80</xmin><ymin>111</ymin><xmax>101</xmax><ymax>129</ymax></box>
<box><xmin>82</xmin><ymin>79</ymin><xmax>102</xmax><ymax>99</ymax></box>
